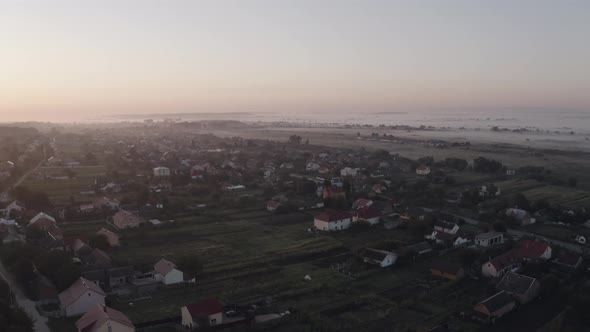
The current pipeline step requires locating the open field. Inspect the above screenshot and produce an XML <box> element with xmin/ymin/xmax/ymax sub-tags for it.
<box><xmin>202</xmin><ymin>126</ymin><xmax>590</xmax><ymax>190</ymax></box>
<box><xmin>57</xmin><ymin>209</ymin><xmax>480</xmax><ymax>330</ymax></box>
<box><xmin>497</xmin><ymin>179</ymin><xmax>590</xmax><ymax>208</ymax></box>
<box><xmin>20</xmin><ymin>166</ymin><xmax>106</xmax><ymax>205</ymax></box>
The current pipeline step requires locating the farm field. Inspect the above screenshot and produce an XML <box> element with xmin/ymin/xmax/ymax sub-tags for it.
<box><xmin>61</xmin><ymin>208</ymin><xmax>480</xmax><ymax>330</ymax></box>
<box><xmin>496</xmin><ymin>179</ymin><xmax>590</xmax><ymax>209</ymax></box>
<box><xmin>20</xmin><ymin>165</ymin><xmax>107</xmax><ymax>205</ymax></box>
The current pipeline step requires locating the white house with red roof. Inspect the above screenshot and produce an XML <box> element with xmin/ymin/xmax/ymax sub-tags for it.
<box><xmin>75</xmin><ymin>304</ymin><xmax>135</xmax><ymax>332</ymax></box>
<box><xmin>181</xmin><ymin>298</ymin><xmax>224</xmax><ymax>329</ymax></box>
<box><xmin>481</xmin><ymin>249</ymin><xmax>522</xmax><ymax>278</ymax></box>
<box><xmin>353</xmin><ymin>206</ymin><xmax>381</xmax><ymax>225</ymax></box>
<box><xmin>314</xmin><ymin>210</ymin><xmax>352</xmax><ymax>231</ymax></box>
<box><xmin>416</xmin><ymin>165</ymin><xmax>431</xmax><ymax>175</ymax></box>
<box><xmin>59</xmin><ymin>277</ymin><xmax>106</xmax><ymax>317</ymax></box>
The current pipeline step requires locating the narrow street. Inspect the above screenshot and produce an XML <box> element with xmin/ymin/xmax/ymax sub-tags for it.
<box><xmin>0</xmin><ymin>261</ymin><xmax>51</xmax><ymax>332</ymax></box>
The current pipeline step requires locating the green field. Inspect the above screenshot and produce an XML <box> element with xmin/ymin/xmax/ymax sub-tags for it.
<box><xmin>497</xmin><ymin>179</ymin><xmax>590</xmax><ymax>208</ymax></box>
<box><xmin>21</xmin><ymin>166</ymin><xmax>106</xmax><ymax>205</ymax></box>
<box><xmin>56</xmin><ymin>208</ymin><xmax>478</xmax><ymax>330</ymax></box>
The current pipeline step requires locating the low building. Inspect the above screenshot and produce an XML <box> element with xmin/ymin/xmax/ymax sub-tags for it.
<box><xmin>153</xmin><ymin>166</ymin><xmax>171</xmax><ymax>177</ymax></box>
<box><xmin>353</xmin><ymin>206</ymin><xmax>381</xmax><ymax>225</ymax></box>
<box><xmin>506</xmin><ymin>208</ymin><xmax>536</xmax><ymax>226</ymax></box>
<box><xmin>181</xmin><ymin>298</ymin><xmax>224</xmax><ymax>330</ymax></box>
<box><xmin>481</xmin><ymin>249</ymin><xmax>522</xmax><ymax>278</ymax></box>
<box><xmin>59</xmin><ymin>277</ymin><xmax>106</xmax><ymax>317</ymax></box>
<box><xmin>405</xmin><ymin>241</ymin><xmax>433</xmax><ymax>259</ymax></box>
<box><xmin>416</xmin><ymin>165</ymin><xmax>431</xmax><ymax>175</ymax></box>
<box><xmin>97</xmin><ymin>228</ymin><xmax>120</xmax><ymax>247</ymax></box>
<box><xmin>496</xmin><ymin>272</ymin><xmax>540</xmax><ymax>304</ymax></box>
<box><xmin>519</xmin><ymin>240</ymin><xmax>552</xmax><ymax>260</ymax></box>
<box><xmin>473</xmin><ymin>291</ymin><xmax>515</xmax><ymax>322</ymax></box>
<box><xmin>75</xmin><ymin>304</ymin><xmax>135</xmax><ymax>332</ymax></box>
<box><xmin>361</xmin><ymin>248</ymin><xmax>398</xmax><ymax>268</ymax></box>
<box><xmin>474</xmin><ymin>232</ymin><xmax>504</xmax><ymax>247</ymax></box>
<box><xmin>433</xmin><ymin>221</ymin><xmax>459</xmax><ymax>234</ymax></box>
<box><xmin>28</xmin><ymin>212</ymin><xmax>57</xmax><ymax>231</ymax></box>
<box><xmin>154</xmin><ymin>258</ymin><xmax>190</xmax><ymax>285</ymax></box>
<box><xmin>313</xmin><ymin>210</ymin><xmax>352</xmax><ymax>231</ymax></box>
<box><xmin>112</xmin><ymin>210</ymin><xmax>143</xmax><ymax>230</ymax></box>
<box><xmin>430</xmin><ymin>260</ymin><xmax>465</xmax><ymax>281</ymax></box>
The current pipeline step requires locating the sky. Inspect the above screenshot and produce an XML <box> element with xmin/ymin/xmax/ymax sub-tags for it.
<box><xmin>1</xmin><ymin>0</ymin><xmax>589</xmax><ymax>121</ymax></box>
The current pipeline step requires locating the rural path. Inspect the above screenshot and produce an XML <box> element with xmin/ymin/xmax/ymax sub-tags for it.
<box><xmin>12</xmin><ymin>156</ymin><xmax>48</xmax><ymax>189</ymax></box>
<box><xmin>0</xmin><ymin>261</ymin><xmax>51</xmax><ymax>332</ymax></box>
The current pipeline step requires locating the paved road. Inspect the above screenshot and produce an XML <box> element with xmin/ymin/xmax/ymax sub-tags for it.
<box><xmin>0</xmin><ymin>261</ymin><xmax>51</xmax><ymax>332</ymax></box>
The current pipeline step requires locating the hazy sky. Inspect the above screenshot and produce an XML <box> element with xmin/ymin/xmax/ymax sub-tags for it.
<box><xmin>1</xmin><ymin>0</ymin><xmax>589</xmax><ymax>121</ymax></box>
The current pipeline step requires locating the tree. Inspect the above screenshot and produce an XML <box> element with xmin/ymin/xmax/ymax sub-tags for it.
<box><xmin>176</xmin><ymin>256</ymin><xmax>203</xmax><ymax>279</ymax></box>
<box><xmin>288</xmin><ymin>135</ymin><xmax>302</xmax><ymax>145</ymax></box>
<box><xmin>513</xmin><ymin>193</ymin><xmax>531</xmax><ymax>211</ymax></box>
<box><xmin>493</xmin><ymin>221</ymin><xmax>507</xmax><ymax>232</ymax></box>
<box><xmin>89</xmin><ymin>234</ymin><xmax>111</xmax><ymax>251</ymax></box>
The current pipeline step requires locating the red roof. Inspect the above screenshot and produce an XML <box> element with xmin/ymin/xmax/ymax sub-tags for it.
<box><xmin>185</xmin><ymin>298</ymin><xmax>223</xmax><ymax>317</ymax></box>
<box><xmin>354</xmin><ymin>206</ymin><xmax>380</xmax><ymax>220</ymax></box>
<box><xmin>519</xmin><ymin>240</ymin><xmax>549</xmax><ymax>259</ymax></box>
<box><xmin>489</xmin><ymin>249</ymin><xmax>521</xmax><ymax>271</ymax></box>
<box><xmin>315</xmin><ymin>210</ymin><xmax>352</xmax><ymax>223</ymax></box>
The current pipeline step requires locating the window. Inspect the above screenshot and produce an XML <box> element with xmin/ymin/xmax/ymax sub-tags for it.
<box><xmin>211</xmin><ymin>318</ymin><xmax>217</xmax><ymax>325</ymax></box>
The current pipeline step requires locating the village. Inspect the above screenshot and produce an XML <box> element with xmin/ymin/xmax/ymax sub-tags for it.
<box><xmin>1</xmin><ymin>121</ymin><xmax>590</xmax><ymax>332</ymax></box>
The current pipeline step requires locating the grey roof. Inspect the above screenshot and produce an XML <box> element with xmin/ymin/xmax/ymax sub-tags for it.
<box><xmin>406</xmin><ymin>241</ymin><xmax>432</xmax><ymax>254</ymax></box>
<box><xmin>478</xmin><ymin>291</ymin><xmax>514</xmax><ymax>313</ymax></box>
<box><xmin>496</xmin><ymin>272</ymin><xmax>536</xmax><ymax>296</ymax></box>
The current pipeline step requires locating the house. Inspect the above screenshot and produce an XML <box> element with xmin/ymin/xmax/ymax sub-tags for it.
<box><xmin>430</xmin><ymin>260</ymin><xmax>465</xmax><ymax>281</ymax></box>
<box><xmin>97</xmin><ymin>228</ymin><xmax>120</xmax><ymax>247</ymax></box>
<box><xmin>154</xmin><ymin>258</ymin><xmax>190</xmax><ymax>285</ymax></box>
<box><xmin>266</xmin><ymin>200</ymin><xmax>281</xmax><ymax>212</ymax></box>
<box><xmin>153</xmin><ymin>166</ymin><xmax>170</xmax><ymax>177</ymax></box>
<box><xmin>519</xmin><ymin>240</ymin><xmax>551</xmax><ymax>260</ymax></box>
<box><xmin>313</xmin><ymin>210</ymin><xmax>352</xmax><ymax>231</ymax></box>
<box><xmin>427</xmin><ymin>230</ymin><xmax>470</xmax><ymax>247</ymax></box>
<box><xmin>28</xmin><ymin>212</ymin><xmax>57</xmax><ymax>231</ymax></box>
<box><xmin>416</xmin><ymin>165</ymin><xmax>431</xmax><ymax>175</ymax></box>
<box><xmin>84</xmin><ymin>248</ymin><xmax>112</xmax><ymax>268</ymax></box>
<box><xmin>361</xmin><ymin>248</ymin><xmax>398</xmax><ymax>267</ymax></box>
<box><xmin>353</xmin><ymin>206</ymin><xmax>381</xmax><ymax>225</ymax></box>
<box><xmin>181</xmin><ymin>298</ymin><xmax>224</xmax><ymax>330</ymax></box>
<box><xmin>506</xmin><ymin>169</ymin><xmax>517</xmax><ymax>176</ymax></box>
<box><xmin>474</xmin><ymin>232</ymin><xmax>504</xmax><ymax>247</ymax></box>
<box><xmin>5</xmin><ymin>200</ymin><xmax>25</xmax><ymax>217</ymax></box>
<box><xmin>496</xmin><ymin>272</ymin><xmax>541</xmax><ymax>304</ymax></box>
<box><xmin>75</xmin><ymin>304</ymin><xmax>135</xmax><ymax>332</ymax></box>
<box><xmin>340</xmin><ymin>167</ymin><xmax>359</xmax><ymax>177</ymax></box>
<box><xmin>481</xmin><ymin>249</ymin><xmax>522</xmax><ymax>278</ymax></box>
<box><xmin>71</xmin><ymin>238</ymin><xmax>93</xmax><ymax>257</ymax></box>
<box><xmin>306</xmin><ymin>162</ymin><xmax>321</xmax><ymax>172</ymax></box>
<box><xmin>93</xmin><ymin>197</ymin><xmax>120</xmax><ymax>211</ymax></box>
<box><xmin>433</xmin><ymin>221</ymin><xmax>459</xmax><ymax>234</ymax></box>
<box><xmin>371</xmin><ymin>183</ymin><xmax>387</xmax><ymax>194</ymax></box>
<box><xmin>59</xmin><ymin>277</ymin><xmax>106</xmax><ymax>317</ymax></box>
<box><xmin>478</xmin><ymin>184</ymin><xmax>501</xmax><ymax>197</ymax></box>
<box><xmin>473</xmin><ymin>291</ymin><xmax>515</xmax><ymax>322</ymax></box>
<box><xmin>352</xmin><ymin>198</ymin><xmax>373</xmax><ymax>210</ymax></box>
<box><xmin>112</xmin><ymin>210</ymin><xmax>143</xmax><ymax>229</ymax></box>
<box><xmin>506</xmin><ymin>208</ymin><xmax>536</xmax><ymax>226</ymax></box>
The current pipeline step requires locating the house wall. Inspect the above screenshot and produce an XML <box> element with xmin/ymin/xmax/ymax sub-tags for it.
<box><xmin>481</xmin><ymin>262</ymin><xmax>499</xmax><ymax>278</ymax></box>
<box><xmin>314</xmin><ymin>218</ymin><xmax>351</xmax><ymax>231</ymax></box>
<box><xmin>380</xmin><ymin>254</ymin><xmax>397</xmax><ymax>267</ymax></box>
<box><xmin>94</xmin><ymin>319</ymin><xmax>135</xmax><ymax>332</ymax></box>
<box><xmin>181</xmin><ymin>307</ymin><xmax>223</xmax><ymax>329</ymax></box>
<box><xmin>63</xmin><ymin>290</ymin><xmax>105</xmax><ymax>317</ymax></box>
<box><xmin>164</xmin><ymin>269</ymin><xmax>184</xmax><ymax>285</ymax></box>
<box><xmin>475</xmin><ymin>235</ymin><xmax>503</xmax><ymax>247</ymax></box>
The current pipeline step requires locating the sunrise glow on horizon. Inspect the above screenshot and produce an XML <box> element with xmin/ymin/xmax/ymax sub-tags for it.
<box><xmin>1</xmin><ymin>0</ymin><xmax>590</xmax><ymax>121</ymax></box>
